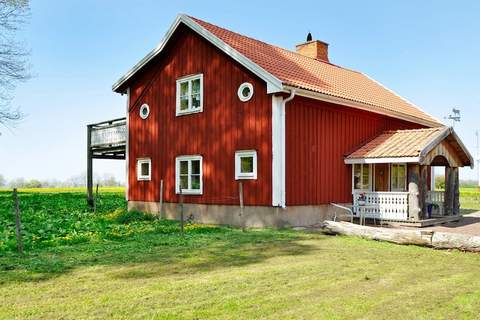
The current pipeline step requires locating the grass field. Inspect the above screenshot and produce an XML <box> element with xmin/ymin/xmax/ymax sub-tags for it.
<box><xmin>1</xmin><ymin>188</ymin><xmax>480</xmax><ymax>319</ymax></box>
<box><xmin>460</xmin><ymin>186</ymin><xmax>480</xmax><ymax>213</ymax></box>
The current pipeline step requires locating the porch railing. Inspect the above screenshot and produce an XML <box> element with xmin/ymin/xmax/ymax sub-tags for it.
<box><xmin>426</xmin><ymin>190</ymin><xmax>445</xmax><ymax>216</ymax></box>
<box><xmin>353</xmin><ymin>191</ymin><xmax>409</xmax><ymax>221</ymax></box>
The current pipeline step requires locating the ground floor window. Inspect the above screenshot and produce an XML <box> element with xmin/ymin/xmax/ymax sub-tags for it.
<box><xmin>235</xmin><ymin>150</ymin><xmax>257</xmax><ymax>179</ymax></box>
<box><xmin>176</xmin><ymin>155</ymin><xmax>202</xmax><ymax>194</ymax></box>
<box><xmin>137</xmin><ymin>158</ymin><xmax>151</xmax><ymax>181</ymax></box>
<box><xmin>353</xmin><ymin>163</ymin><xmax>371</xmax><ymax>191</ymax></box>
<box><xmin>390</xmin><ymin>163</ymin><xmax>407</xmax><ymax>191</ymax></box>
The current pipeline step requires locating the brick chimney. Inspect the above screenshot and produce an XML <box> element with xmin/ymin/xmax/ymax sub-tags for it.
<box><xmin>295</xmin><ymin>36</ymin><xmax>329</xmax><ymax>62</ymax></box>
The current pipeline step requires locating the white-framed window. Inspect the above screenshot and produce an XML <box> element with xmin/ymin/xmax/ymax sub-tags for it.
<box><xmin>352</xmin><ymin>164</ymin><xmax>371</xmax><ymax>191</ymax></box>
<box><xmin>176</xmin><ymin>74</ymin><xmax>203</xmax><ymax>115</ymax></box>
<box><xmin>175</xmin><ymin>155</ymin><xmax>203</xmax><ymax>194</ymax></box>
<box><xmin>139</xmin><ymin>103</ymin><xmax>150</xmax><ymax>119</ymax></box>
<box><xmin>237</xmin><ymin>82</ymin><xmax>254</xmax><ymax>102</ymax></box>
<box><xmin>390</xmin><ymin>163</ymin><xmax>407</xmax><ymax>191</ymax></box>
<box><xmin>235</xmin><ymin>150</ymin><xmax>257</xmax><ymax>180</ymax></box>
<box><xmin>137</xmin><ymin>158</ymin><xmax>151</xmax><ymax>181</ymax></box>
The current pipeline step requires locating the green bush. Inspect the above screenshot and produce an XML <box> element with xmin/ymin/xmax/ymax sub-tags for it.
<box><xmin>435</xmin><ymin>176</ymin><xmax>445</xmax><ymax>190</ymax></box>
<box><xmin>113</xmin><ymin>209</ymin><xmax>156</xmax><ymax>224</ymax></box>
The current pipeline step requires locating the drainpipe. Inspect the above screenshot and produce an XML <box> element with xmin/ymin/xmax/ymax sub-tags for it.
<box><xmin>279</xmin><ymin>89</ymin><xmax>296</xmax><ymax>208</ymax></box>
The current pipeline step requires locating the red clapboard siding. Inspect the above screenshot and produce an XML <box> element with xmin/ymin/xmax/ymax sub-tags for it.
<box><xmin>285</xmin><ymin>96</ymin><xmax>424</xmax><ymax>205</ymax></box>
<box><xmin>127</xmin><ymin>25</ymin><xmax>272</xmax><ymax>205</ymax></box>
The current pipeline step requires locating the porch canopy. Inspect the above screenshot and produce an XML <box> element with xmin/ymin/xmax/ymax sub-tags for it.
<box><xmin>344</xmin><ymin>127</ymin><xmax>473</xmax><ymax>168</ymax></box>
<box><xmin>344</xmin><ymin>127</ymin><xmax>473</xmax><ymax>222</ymax></box>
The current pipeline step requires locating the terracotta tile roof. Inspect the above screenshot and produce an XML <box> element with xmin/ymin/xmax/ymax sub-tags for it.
<box><xmin>346</xmin><ymin>127</ymin><xmax>445</xmax><ymax>159</ymax></box>
<box><xmin>190</xmin><ymin>16</ymin><xmax>441</xmax><ymax>126</ymax></box>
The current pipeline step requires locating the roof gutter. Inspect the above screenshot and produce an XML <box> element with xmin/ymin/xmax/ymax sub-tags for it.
<box><xmin>272</xmin><ymin>89</ymin><xmax>295</xmax><ymax>208</ymax></box>
<box><xmin>279</xmin><ymin>89</ymin><xmax>295</xmax><ymax>208</ymax></box>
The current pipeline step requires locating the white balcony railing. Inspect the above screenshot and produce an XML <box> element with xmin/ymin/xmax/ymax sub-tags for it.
<box><xmin>353</xmin><ymin>191</ymin><xmax>409</xmax><ymax>221</ymax></box>
<box><xmin>89</xmin><ymin>118</ymin><xmax>127</xmax><ymax>148</ymax></box>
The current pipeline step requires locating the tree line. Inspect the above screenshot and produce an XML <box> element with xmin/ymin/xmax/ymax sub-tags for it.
<box><xmin>0</xmin><ymin>173</ymin><xmax>124</xmax><ymax>188</ymax></box>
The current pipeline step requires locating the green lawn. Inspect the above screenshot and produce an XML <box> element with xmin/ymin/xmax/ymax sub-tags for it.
<box><xmin>1</xmin><ymin>189</ymin><xmax>480</xmax><ymax>319</ymax></box>
<box><xmin>460</xmin><ymin>186</ymin><xmax>480</xmax><ymax>213</ymax></box>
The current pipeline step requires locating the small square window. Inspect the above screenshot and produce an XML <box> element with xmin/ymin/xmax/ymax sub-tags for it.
<box><xmin>137</xmin><ymin>158</ymin><xmax>151</xmax><ymax>181</ymax></box>
<box><xmin>235</xmin><ymin>150</ymin><xmax>257</xmax><ymax>180</ymax></box>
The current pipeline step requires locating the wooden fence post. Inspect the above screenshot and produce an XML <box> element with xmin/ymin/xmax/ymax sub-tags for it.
<box><xmin>13</xmin><ymin>188</ymin><xmax>24</xmax><ymax>254</ymax></box>
<box><xmin>238</xmin><ymin>182</ymin><xmax>245</xmax><ymax>231</ymax></box>
<box><xmin>94</xmin><ymin>183</ymin><xmax>99</xmax><ymax>213</ymax></box>
<box><xmin>159</xmin><ymin>179</ymin><xmax>164</xmax><ymax>219</ymax></box>
<box><xmin>179</xmin><ymin>188</ymin><xmax>184</xmax><ymax>235</ymax></box>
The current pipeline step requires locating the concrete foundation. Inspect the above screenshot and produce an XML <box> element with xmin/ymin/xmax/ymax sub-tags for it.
<box><xmin>128</xmin><ymin>201</ymin><xmax>352</xmax><ymax>228</ymax></box>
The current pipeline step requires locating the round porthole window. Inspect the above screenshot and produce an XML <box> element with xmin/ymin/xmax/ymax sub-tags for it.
<box><xmin>237</xmin><ymin>82</ymin><xmax>254</xmax><ymax>102</ymax></box>
<box><xmin>139</xmin><ymin>103</ymin><xmax>150</xmax><ymax>119</ymax></box>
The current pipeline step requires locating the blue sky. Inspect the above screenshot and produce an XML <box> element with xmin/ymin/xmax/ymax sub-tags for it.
<box><xmin>1</xmin><ymin>0</ymin><xmax>479</xmax><ymax>182</ymax></box>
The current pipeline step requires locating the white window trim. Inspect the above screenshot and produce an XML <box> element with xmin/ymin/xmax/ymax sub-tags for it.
<box><xmin>235</xmin><ymin>150</ymin><xmax>257</xmax><ymax>180</ymax></box>
<box><xmin>352</xmin><ymin>163</ymin><xmax>372</xmax><ymax>192</ymax></box>
<box><xmin>137</xmin><ymin>158</ymin><xmax>151</xmax><ymax>181</ymax></box>
<box><xmin>175</xmin><ymin>155</ymin><xmax>203</xmax><ymax>195</ymax></box>
<box><xmin>139</xmin><ymin>103</ymin><xmax>150</xmax><ymax>119</ymax></box>
<box><xmin>237</xmin><ymin>82</ymin><xmax>254</xmax><ymax>102</ymax></box>
<box><xmin>176</xmin><ymin>73</ymin><xmax>203</xmax><ymax>116</ymax></box>
<box><xmin>390</xmin><ymin>163</ymin><xmax>407</xmax><ymax>192</ymax></box>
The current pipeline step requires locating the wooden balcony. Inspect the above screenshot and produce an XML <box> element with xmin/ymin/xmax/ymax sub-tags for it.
<box><xmin>86</xmin><ymin>117</ymin><xmax>126</xmax><ymax>206</ymax></box>
<box><xmin>87</xmin><ymin>117</ymin><xmax>127</xmax><ymax>160</ymax></box>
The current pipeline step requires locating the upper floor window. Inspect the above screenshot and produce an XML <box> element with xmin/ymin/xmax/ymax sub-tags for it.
<box><xmin>176</xmin><ymin>74</ymin><xmax>203</xmax><ymax>116</ymax></box>
<box><xmin>175</xmin><ymin>155</ymin><xmax>203</xmax><ymax>194</ymax></box>
<box><xmin>390</xmin><ymin>163</ymin><xmax>407</xmax><ymax>191</ymax></box>
<box><xmin>353</xmin><ymin>163</ymin><xmax>371</xmax><ymax>191</ymax></box>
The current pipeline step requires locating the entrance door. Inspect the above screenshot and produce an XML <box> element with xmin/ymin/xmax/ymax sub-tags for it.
<box><xmin>374</xmin><ymin>164</ymin><xmax>389</xmax><ymax>192</ymax></box>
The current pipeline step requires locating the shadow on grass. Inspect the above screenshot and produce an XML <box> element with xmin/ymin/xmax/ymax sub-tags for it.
<box><xmin>0</xmin><ymin>224</ymin><xmax>316</xmax><ymax>284</ymax></box>
<box><xmin>460</xmin><ymin>208</ymin><xmax>479</xmax><ymax>215</ymax></box>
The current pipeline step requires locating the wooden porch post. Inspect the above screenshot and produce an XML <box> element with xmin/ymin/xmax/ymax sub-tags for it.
<box><xmin>453</xmin><ymin>167</ymin><xmax>460</xmax><ymax>215</ymax></box>
<box><xmin>419</xmin><ymin>165</ymin><xmax>429</xmax><ymax>219</ymax></box>
<box><xmin>446</xmin><ymin>167</ymin><xmax>460</xmax><ymax>216</ymax></box>
<box><xmin>87</xmin><ymin>124</ymin><xmax>94</xmax><ymax>207</ymax></box>
<box><xmin>444</xmin><ymin>166</ymin><xmax>455</xmax><ymax>216</ymax></box>
<box><xmin>407</xmin><ymin>164</ymin><xmax>421</xmax><ymax>221</ymax></box>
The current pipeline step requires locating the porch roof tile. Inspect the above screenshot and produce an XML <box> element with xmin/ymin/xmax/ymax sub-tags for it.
<box><xmin>346</xmin><ymin>127</ymin><xmax>445</xmax><ymax>159</ymax></box>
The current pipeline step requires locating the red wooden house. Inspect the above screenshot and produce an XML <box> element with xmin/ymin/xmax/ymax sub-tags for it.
<box><xmin>95</xmin><ymin>14</ymin><xmax>473</xmax><ymax>227</ymax></box>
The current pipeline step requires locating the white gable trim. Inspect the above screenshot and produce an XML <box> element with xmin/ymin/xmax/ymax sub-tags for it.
<box><xmin>112</xmin><ymin>14</ymin><xmax>283</xmax><ymax>94</ymax></box>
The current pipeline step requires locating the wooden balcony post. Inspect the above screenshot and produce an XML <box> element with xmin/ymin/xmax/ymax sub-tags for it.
<box><xmin>87</xmin><ymin>124</ymin><xmax>94</xmax><ymax>207</ymax></box>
